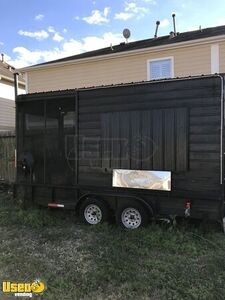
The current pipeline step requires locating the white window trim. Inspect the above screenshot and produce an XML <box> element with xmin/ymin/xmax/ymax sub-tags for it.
<box><xmin>147</xmin><ymin>56</ymin><xmax>174</xmax><ymax>80</ymax></box>
<box><xmin>211</xmin><ymin>44</ymin><xmax>219</xmax><ymax>74</ymax></box>
<box><xmin>24</xmin><ymin>72</ymin><xmax>29</xmax><ymax>94</ymax></box>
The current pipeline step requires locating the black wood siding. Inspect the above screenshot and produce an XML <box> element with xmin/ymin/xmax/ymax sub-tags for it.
<box><xmin>16</xmin><ymin>76</ymin><xmax>223</xmax><ymax>203</ymax></box>
<box><xmin>78</xmin><ymin>77</ymin><xmax>222</xmax><ymax>198</ymax></box>
<box><xmin>101</xmin><ymin>108</ymin><xmax>188</xmax><ymax>172</ymax></box>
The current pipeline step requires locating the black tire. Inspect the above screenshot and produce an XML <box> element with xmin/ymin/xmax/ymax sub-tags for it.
<box><xmin>116</xmin><ymin>202</ymin><xmax>150</xmax><ymax>229</ymax></box>
<box><xmin>79</xmin><ymin>197</ymin><xmax>110</xmax><ymax>225</ymax></box>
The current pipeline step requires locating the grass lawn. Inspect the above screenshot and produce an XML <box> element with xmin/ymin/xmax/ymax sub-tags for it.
<box><xmin>0</xmin><ymin>186</ymin><xmax>225</xmax><ymax>300</ymax></box>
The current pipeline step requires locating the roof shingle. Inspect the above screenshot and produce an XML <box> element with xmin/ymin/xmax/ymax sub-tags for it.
<box><xmin>33</xmin><ymin>25</ymin><xmax>225</xmax><ymax>67</ymax></box>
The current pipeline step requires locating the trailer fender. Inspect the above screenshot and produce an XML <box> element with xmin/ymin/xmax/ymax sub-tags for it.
<box><xmin>116</xmin><ymin>196</ymin><xmax>155</xmax><ymax>219</ymax></box>
<box><xmin>75</xmin><ymin>193</ymin><xmax>110</xmax><ymax>212</ymax></box>
<box><xmin>75</xmin><ymin>193</ymin><xmax>154</xmax><ymax>219</ymax></box>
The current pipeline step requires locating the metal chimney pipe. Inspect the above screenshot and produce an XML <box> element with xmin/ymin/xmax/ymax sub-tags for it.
<box><xmin>1</xmin><ymin>53</ymin><xmax>4</xmax><ymax>62</ymax></box>
<box><xmin>14</xmin><ymin>73</ymin><xmax>19</xmax><ymax>100</ymax></box>
<box><xmin>172</xmin><ymin>14</ymin><xmax>177</xmax><ymax>36</ymax></box>
<box><xmin>154</xmin><ymin>21</ymin><xmax>160</xmax><ymax>38</ymax></box>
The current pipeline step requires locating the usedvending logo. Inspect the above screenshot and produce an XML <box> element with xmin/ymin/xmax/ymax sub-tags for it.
<box><xmin>2</xmin><ymin>279</ymin><xmax>46</xmax><ymax>298</ymax></box>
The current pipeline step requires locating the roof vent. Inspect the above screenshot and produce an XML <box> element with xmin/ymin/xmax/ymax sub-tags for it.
<box><xmin>169</xmin><ymin>31</ymin><xmax>175</xmax><ymax>38</ymax></box>
<box><xmin>172</xmin><ymin>14</ymin><xmax>177</xmax><ymax>36</ymax></box>
<box><xmin>154</xmin><ymin>21</ymin><xmax>160</xmax><ymax>38</ymax></box>
<box><xmin>1</xmin><ymin>53</ymin><xmax>4</xmax><ymax>62</ymax></box>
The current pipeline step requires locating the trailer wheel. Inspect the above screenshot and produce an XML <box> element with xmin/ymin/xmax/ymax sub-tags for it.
<box><xmin>116</xmin><ymin>203</ymin><xmax>149</xmax><ymax>229</ymax></box>
<box><xmin>79</xmin><ymin>198</ymin><xmax>109</xmax><ymax>225</ymax></box>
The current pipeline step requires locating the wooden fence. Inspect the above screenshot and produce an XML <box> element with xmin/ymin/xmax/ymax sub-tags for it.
<box><xmin>0</xmin><ymin>131</ymin><xmax>16</xmax><ymax>183</ymax></box>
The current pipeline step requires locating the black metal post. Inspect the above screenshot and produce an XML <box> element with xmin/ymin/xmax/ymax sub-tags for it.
<box><xmin>75</xmin><ymin>90</ymin><xmax>79</xmax><ymax>186</ymax></box>
<box><xmin>14</xmin><ymin>73</ymin><xmax>19</xmax><ymax>100</ymax></box>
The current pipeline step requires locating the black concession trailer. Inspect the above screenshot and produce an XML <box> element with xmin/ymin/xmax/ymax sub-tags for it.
<box><xmin>15</xmin><ymin>75</ymin><xmax>225</xmax><ymax>229</ymax></box>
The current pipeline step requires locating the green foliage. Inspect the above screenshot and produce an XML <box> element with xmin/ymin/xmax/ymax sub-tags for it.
<box><xmin>0</xmin><ymin>208</ymin><xmax>57</xmax><ymax>228</ymax></box>
<box><xmin>0</xmin><ymin>187</ymin><xmax>63</xmax><ymax>228</ymax></box>
<box><xmin>0</xmin><ymin>190</ymin><xmax>225</xmax><ymax>299</ymax></box>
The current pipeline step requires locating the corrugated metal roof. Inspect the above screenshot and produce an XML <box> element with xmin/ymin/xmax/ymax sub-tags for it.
<box><xmin>30</xmin><ymin>25</ymin><xmax>225</xmax><ymax>68</ymax></box>
<box><xmin>17</xmin><ymin>73</ymin><xmax>223</xmax><ymax>100</ymax></box>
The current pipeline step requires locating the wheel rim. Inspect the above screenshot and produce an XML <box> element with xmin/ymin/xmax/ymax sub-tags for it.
<box><xmin>84</xmin><ymin>204</ymin><xmax>102</xmax><ymax>225</ymax></box>
<box><xmin>121</xmin><ymin>207</ymin><xmax>142</xmax><ymax>229</ymax></box>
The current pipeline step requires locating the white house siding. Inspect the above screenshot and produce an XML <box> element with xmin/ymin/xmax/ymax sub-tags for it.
<box><xmin>0</xmin><ymin>97</ymin><xmax>15</xmax><ymax>131</ymax></box>
<box><xmin>219</xmin><ymin>41</ymin><xmax>225</xmax><ymax>70</ymax></box>
<box><xmin>25</xmin><ymin>42</ymin><xmax>219</xmax><ymax>93</ymax></box>
<box><xmin>0</xmin><ymin>82</ymin><xmax>25</xmax><ymax>100</ymax></box>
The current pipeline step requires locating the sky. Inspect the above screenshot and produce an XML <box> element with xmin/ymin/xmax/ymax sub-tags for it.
<box><xmin>1</xmin><ymin>0</ymin><xmax>225</xmax><ymax>68</ymax></box>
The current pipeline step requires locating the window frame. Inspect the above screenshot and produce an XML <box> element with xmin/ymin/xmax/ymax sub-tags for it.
<box><xmin>147</xmin><ymin>57</ymin><xmax>174</xmax><ymax>81</ymax></box>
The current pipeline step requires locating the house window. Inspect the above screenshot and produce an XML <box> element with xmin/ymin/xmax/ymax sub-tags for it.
<box><xmin>148</xmin><ymin>57</ymin><xmax>174</xmax><ymax>80</ymax></box>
